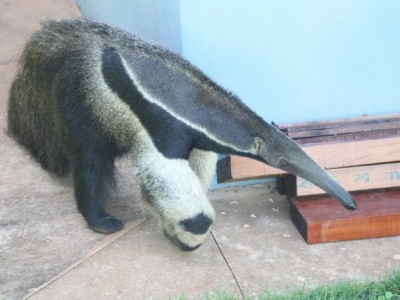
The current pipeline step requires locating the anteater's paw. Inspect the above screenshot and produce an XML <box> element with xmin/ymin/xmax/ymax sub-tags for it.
<box><xmin>87</xmin><ymin>214</ymin><xmax>125</xmax><ymax>234</ymax></box>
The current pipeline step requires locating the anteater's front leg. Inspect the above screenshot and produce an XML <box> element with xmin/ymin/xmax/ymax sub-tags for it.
<box><xmin>135</xmin><ymin>153</ymin><xmax>215</xmax><ymax>251</ymax></box>
<box><xmin>188</xmin><ymin>149</ymin><xmax>218</xmax><ymax>192</ymax></box>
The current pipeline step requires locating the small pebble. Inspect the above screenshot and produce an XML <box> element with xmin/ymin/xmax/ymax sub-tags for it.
<box><xmin>268</xmin><ymin>198</ymin><xmax>274</xmax><ymax>203</ymax></box>
<box><xmin>220</xmin><ymin>212</ymin><xmax>226</xmax><ymax>215</ymax></box>
<box><xmin>244</xmin><ymin>224</ymin><xmax>250</xmax><ymax>228</ymax></box>
<box><xmin>230</xmin><ymin>200</ymin><xmax>238</xmax><ymax>204</ymax></box>
<box><xmin>272</xmin><ymin>207</ymin><xmax>280</xmax><ymax>212</ymax></box>
<box><xmin>393</xmin><ymin>254</ymin><xmax>400</xmax><ymax>260</ymax></box>
<box><xmin>283</xmin><ymin>234</ymin><xmax>291</xmax><ymax>238</ymax></box>
<box><xmin>297</xmin><ymin>276</ymin><xmax>305</xmax><ymax>282</ymax></box>
<box><xmin>250</xmin><ymin>214</ymin><xmax>257</xmax><ymax>218</ymax></box>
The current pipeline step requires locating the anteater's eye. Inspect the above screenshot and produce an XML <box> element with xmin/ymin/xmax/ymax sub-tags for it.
<box><xmin>278</xmin><ymin>159</ymin><xmax>286</xmax><ymax>166</ymax></box>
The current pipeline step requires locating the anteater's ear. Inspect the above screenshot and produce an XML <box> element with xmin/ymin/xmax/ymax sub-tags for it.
<box><xmin>252</xmin><ymin>137</ymin><xmax>264</xmax><ymax>155</ymax></box>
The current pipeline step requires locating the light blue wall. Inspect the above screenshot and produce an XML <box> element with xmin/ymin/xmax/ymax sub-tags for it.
<box><xmin>75</xmin><ymin>1</ymin><xmax>399</xmax><ymax>188</ymax></box>
<box><xmin>75</xmin><ymin>0</ymin><xmax>181</xmax><ymax>52</ymax></box>
<box><xmin>180</xmin><ymin>1</ymin><xmax>400</xmax><ymax>123</ymax></box>
<box><xmin>76</xmin><ymin>0</ymin><xmax>399</xmax><ymax>124</ymax></box>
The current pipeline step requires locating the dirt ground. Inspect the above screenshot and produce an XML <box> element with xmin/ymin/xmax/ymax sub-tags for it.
<box><xmin>1</xmin><ymin>1</ymin><xmax>400</xmax><ymax>299</ymax></box>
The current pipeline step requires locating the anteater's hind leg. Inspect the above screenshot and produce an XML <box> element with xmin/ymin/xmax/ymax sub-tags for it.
<box><xmin>71</xmin><ymin>144</ymin><xmax>124</xmax><ymax>234</ymax></box>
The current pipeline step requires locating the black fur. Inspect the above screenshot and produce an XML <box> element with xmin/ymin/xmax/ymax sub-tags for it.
<box><xmin>58</xmin><ymin>51</ymin><xmax>128</xmax><ymax>233</ymax></box>
<box><xmin>179</xmin><ymin>213</ymin><xmax>213</xmax><ymax>235</ymax></box>
<box><xmin>163</xmin><ymin>229</ymin><xmax>201</xmax><ymax>252</ymax></box>
<box><xmin>102</xmin><ymin>47</ymin><xmax>198</xmax><ymax>159</ymax></box>
<box><xmin>174</xmin><ymin>239</ymin><xmax>201</xmax><ymax>252</ymax></box>
<box><xmin>102</xmin><ymin>47</ymin><xmax>259</xmax><ymax>161</ymax></box>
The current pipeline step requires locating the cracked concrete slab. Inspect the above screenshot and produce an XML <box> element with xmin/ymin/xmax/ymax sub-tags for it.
<box><xmin>27</xmin><ymin>218</ymin><xmax>241</xmax><ymax>299</ymax></box>
<box><xmin>209</xmin><ymin>186</ymin><xmax>400</xmax><ymax>298</ymax></box>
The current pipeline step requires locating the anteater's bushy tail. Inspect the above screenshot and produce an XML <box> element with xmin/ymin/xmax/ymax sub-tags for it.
<box><xmin>7</xmin><ymin>40</ymin><xmax>70</xmax><ymax>176</ymax></box>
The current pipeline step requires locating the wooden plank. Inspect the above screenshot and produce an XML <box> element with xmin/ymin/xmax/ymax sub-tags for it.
<box><xmin>291</xmin><ymin>162</ymin><xmax>400</xmax><ymax>196</ymax></box>
<box><xmin>216</xmin><ymin>155</ymin><xmax>285</xmax><ymax>183</ymax></box>
<box><xmin>279</xmin><ymin>114</ymin><xmax>400</xmax><ymax>144</ymax></box>
<box><xmin>280</xmin><ymin>113</ymin><xmax>400</xmax><ymax>133</ymax></box>
<box><xmin>228</xmin><ymin>155</ymin><xmax>283</xmax><ymax>180</ymax></box>
<box><xmin>287</xmin><ymin>121</ymin><xmax>400</xmax><ymax>139</ymax></box>
<box><xmin>292</xmin><ymin>129</ymin><xmax>400</xmax><ymax>145</ymax></box>
<box><xmin>303</xmin><ymin>136</ymin><xmax>400</xmax><ymax>168</ymax></box>
<box><xmin>216</xmin><ymin>136</ymin><xmax>400</xmax><ymax>182</ymax></box>
<box><xmin>290</xmin><ymin>189</ymin><xmax>400</xmax><ymax>244</ymax></box>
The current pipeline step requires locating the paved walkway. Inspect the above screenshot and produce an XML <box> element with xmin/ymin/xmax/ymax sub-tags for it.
<box><xmin>1</xmin><ymin>1</ymin><xmax>399</xmax><ymax>299</ymax></box>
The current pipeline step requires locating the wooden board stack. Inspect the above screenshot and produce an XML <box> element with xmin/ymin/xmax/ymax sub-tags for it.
<box><xmin>217</xmin><ymin>114</ymin><xmax>400</xmax><ymax>244</ymax></box>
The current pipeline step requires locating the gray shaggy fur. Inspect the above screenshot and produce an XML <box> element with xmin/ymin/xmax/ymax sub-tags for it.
<box><xmin>8</xmin><ymin>19</ymin><xmax>356</xmax><ymax>251</ymax></box>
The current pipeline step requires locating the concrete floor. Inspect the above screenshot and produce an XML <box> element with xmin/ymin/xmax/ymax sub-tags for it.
<box><xmin>1</xmin><ymin>1</ymin><xmax>400</xmax><ymax>299</ymax></box>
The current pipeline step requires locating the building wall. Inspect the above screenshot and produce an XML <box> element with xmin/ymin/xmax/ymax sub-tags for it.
<box><xmin>76</xmin><ymin>0</ymin><xmax>400</xmax><ymax>124</ymax></box>
<box><xmin>76</xmin><ymin>1</ymin><xmax>400</xmax><ymax>187</ymax></box>
<box><xmin>75</xmin><ymin>0</ymin><xmax>181</xmax><ymax>52</ymax></box>
<box><xmin>179</xmin><ymin>1</ymin><xmax>400</xmax><ymax>123</ymax></box>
